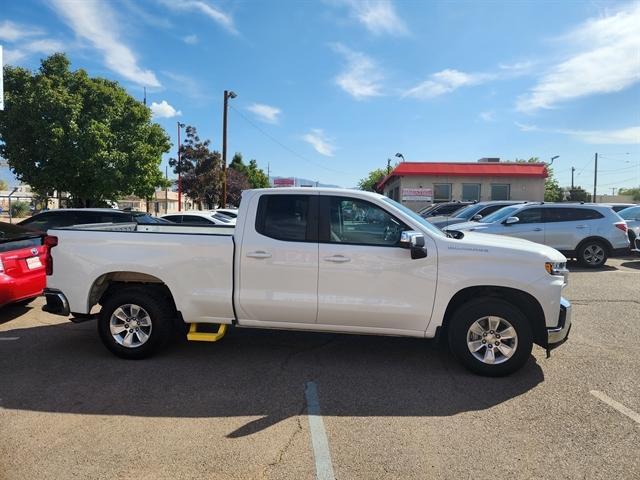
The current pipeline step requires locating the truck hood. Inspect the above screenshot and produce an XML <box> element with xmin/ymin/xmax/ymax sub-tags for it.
<box><xmin>449</xmin><ymin>231</ymin><xmax>566</xmax><ymax>263</ymax></box>
<box><xmin>428</xmin><ymin>216</ymin><xmax>468</xmax><ymax>228</ymax></box>
<box><xmin>443</xmin><ymin>221</ymin><xmax>490</xmax><ymax>231</ymax></box>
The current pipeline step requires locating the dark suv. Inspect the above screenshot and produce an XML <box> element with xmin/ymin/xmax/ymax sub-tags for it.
<box><xmin>428</xmin><ymin>201</ymin><xmax>525</xmax><ymax>229</ymax></box>
<box><xmin>419</xmin><ymin>201</ymin><xmax>473</xmax><ymax>218</ymax></box>
<box><xmin>18</xmin><ymin>208</ymin><xmax>168</xmax><ymax>232</ymax></box>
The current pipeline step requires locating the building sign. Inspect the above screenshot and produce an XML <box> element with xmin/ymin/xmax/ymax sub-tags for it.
<box><xmin>402</xmin><ymin>188</ymin><xmax>432</xmax><ymax>201</ymax></box>
<box><xmin>0</xmin><ymin>45</ymin><xmax>4</xmax><ymax>111</ymax></box>
<box><xmin>273</xmin><ymin>177</ymin><xmax>295</xmax><ymax>188</ymax></box>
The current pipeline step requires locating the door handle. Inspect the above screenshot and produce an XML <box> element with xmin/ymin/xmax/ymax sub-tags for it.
<box><xmin>246</xmin><ymin>251</ymin><xmax>272</xmax><ymax>259</ymax></box>
<box><xmin>323</xmin><ymin>255</ymin><xmax>351</xmax><ymax>263</ymax></box>
<box><xmin>533</xmin><ymin>228</ymin><xmax>542</xmax><ymax>232</ymax></box>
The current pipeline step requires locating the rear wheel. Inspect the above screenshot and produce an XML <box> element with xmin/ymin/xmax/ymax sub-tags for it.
<box><xmin>448</xmin><ymin>299</ymin><xmax>533</xmax><ymax>376</ymax></box>
<box><xmin>577</xmin><ymin>240</ymin><xmax>608</xmax><ymax>268</ymax></box>
<box><xmin>98</xmin><ymin>287</ymin><xmax>174</xmax><ymax>359</ymax></box>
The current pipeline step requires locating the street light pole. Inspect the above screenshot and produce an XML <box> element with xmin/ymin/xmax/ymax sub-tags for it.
<box><xmin>593</xmin><ymin>152</ymin><xmax>598</xmax><ymax>203</ymax></box>
<box><xmin>571</xmin><ymin>167</ymin><xmax>575</xmax><ymax>190</ymax></box>
<box><xmin>395</xmin><ymin>152</ymin><xmax>405</xmax><ymax>163</ymax></box>
<box><xmin>177</xmin><ymin>122</ymin><xmax>185</xmax><ymax>211</ymax></box>
<box><xmin>222</xmin><ymin>90</ymin><xmax>237</xmax><ymax>208</ymax></box>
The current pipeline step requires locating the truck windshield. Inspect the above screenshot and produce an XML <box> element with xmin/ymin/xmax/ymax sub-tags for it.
<box><xmin>451</xmin><ymin>203</ymin><xmax>485</xmax><ymax>220</ymax></box>
<box><xmin>382</xmin><ymin>198</ymin><xmax>446</xmax><ymax>237</ymax></box>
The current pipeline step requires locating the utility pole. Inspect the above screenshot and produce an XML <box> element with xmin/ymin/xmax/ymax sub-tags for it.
<box><xmin>222</xmin><ymin>90</ymin><xmax>237</xmax><ymax>207</ymax></box>
<box><xmin>177</xmin><ymin>122</ymin><xmax>185</xmax><ymax>211</ymax></box>
<box><xmin>571</xmin><ymin>167</ymin><xmax>575</xmax><ymax>190</ymax></box>
<box><xmin>387</xmin><ymin>158</ymin><xmax>392</xmax><ymax>174</ymax></box>
<box><xmin>165</xmin><ymin>165</ymin><xmax>169</xmax><ymax>214</ymax></box>
<box><xmin>611</xmin><ymin>187</ymin><xmax>616</xmax><ymax>196</ymax></box>
<box><xmin>593</xmin><ymin>152</ymin><xmax>598</xmax><ymax>203</ymax></box>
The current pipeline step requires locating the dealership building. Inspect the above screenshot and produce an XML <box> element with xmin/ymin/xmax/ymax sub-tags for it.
<box><xmin>379</xmin><ymin>159</ymin><xmax>548</xmax><ymax>210</ymax></box>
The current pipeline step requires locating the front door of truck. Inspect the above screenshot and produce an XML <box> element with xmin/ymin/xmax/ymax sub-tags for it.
<box><xmin>237</xmin><ymin>193</ymin><xmax>319</xmax><ymax>324</ymax></box>
<box><xmin>316</xmin><ymin>195</ymin><xmax>437</xmax><ymax>333</ymax></box>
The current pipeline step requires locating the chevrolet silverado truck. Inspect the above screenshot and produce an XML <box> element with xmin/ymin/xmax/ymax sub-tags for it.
<box><xmin>42</xmin><ymin>188</ymin><xmax>571</xmax><ymax>376</ymax></box>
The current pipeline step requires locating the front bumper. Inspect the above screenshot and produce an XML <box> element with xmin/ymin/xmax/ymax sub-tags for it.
<box><xmin>42</xmin><ymin>288</ymin><xmax>70</xmax><ymax>316</ymax></box>
<box><xmin>548</xmin><ymin>297</ymin><xmax>572</xmax><ymax>348</ymax></box>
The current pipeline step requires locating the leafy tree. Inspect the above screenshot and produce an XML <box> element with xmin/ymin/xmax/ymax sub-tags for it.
<box><xmin>0</xmin><ymin>179</ymin><xmax>8</xmax><ymax>191</ymax></box>
<box><xmin>10</xmin><ymin>200</ymin><xmax>30</xmax><ymax>217</ymax></box>
<box><xmin>567</xmin><ymin>186</ymin><xmax>590</xmax><ymax>202</ymax></box>
<box><xmin>619</xmin><ymin>187</ymin><xmax>640</xmax><ymax>201</ymax></box>
<box><xmin>229</xmin><ymin>153</ymin><xmax>270</xmax><ymax>189</ymax></box>
<box><xmin>226</xmin><ymin>168</ymin><xmax>250</xmax><ymax>207</ymax></box>
<box><xmin>169</xmin><ymin>126</ymin><xmax>222</xmax><ymax>209</ymax></box>
<box><xmin>0</xmin><ymin>54</ymin><xmax>170</xmax><ymax>207</ymax></box>
<box><xmin>515</xmin><ymin>157</ymin><xmax>563</xmax><ymax>202</ymax></box>
<box><xmin>358</xmin><ymin>168</ymin><xmax>387</xmax><ymax>192</ymax></box>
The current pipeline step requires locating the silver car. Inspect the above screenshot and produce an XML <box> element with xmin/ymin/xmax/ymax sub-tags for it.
<box><xmin>445</xmin><ymin>203</ymin><xmax>630</xmax><ymax>267</ymax></box>
<box><xmin>618</xmin><ymin>205</ymin><xmax>640</xmax><ymax>253</ymax></box>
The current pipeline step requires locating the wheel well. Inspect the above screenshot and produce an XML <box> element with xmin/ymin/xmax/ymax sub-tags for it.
<box><xmin>88</xmin><ymin>272</ymin><xmax>177</xmax><ymax>314</ymax></box>
<box><xmin>576</xmin><ymin>236</ymin><xmax>612</xmax><ymax>255</ymax></box>
<box><xmin>440</xmin><ymin>286</ymin><xmax>548</xmax><ymax>347</ymax></box>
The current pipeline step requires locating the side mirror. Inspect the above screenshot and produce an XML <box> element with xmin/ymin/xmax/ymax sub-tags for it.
<box><xmin>472</xmin><ymin>214</ymin><xmax>483</xmax><ymax>221</ymax></box>
<box><xmin>504</xmin><ymin>216</ymin><xmax>519</xmax><ymax>225</ymax></box>
<box><xmin>400</xmin><ymin>231</ymin><xmax>427</xmax><ymax>259</ymax></box>
<box><xmin>400</xmin><ymin>230</ymin><xmax>422</xmax><ymax>247</ymax></box>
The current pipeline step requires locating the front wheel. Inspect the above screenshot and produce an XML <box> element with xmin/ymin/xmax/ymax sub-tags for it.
<box><xmin>448</xmin><ymin>299</ymin><xmax>533</xmax><ymax>376</ymax></box>
<box><xmin>97</xmin><ymin>287</ymin><xmax>174</xmax><ymax>359</ymax></box>
<box><xmin>577</xmin><ymin>240</ymin><xmax>608</xmax><ymax>268</ymax></box>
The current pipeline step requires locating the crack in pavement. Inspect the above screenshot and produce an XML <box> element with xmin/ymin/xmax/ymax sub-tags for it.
<box><xmin>261</xmin><ymin>401</ymin><xmax>306</xmax><ymax>479</ymax></box>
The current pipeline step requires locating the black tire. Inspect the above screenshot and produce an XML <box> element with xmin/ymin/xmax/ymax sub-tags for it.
<box><xmin>448</xmin><ymin>299</ymin><xmax>533</xmax><ymax>377</ymax></box>
<box><xmin>577</xmin><ymin>239</ymin><xmax>608</xmax><ymax>268</ymax></box>
<box><xmin>97</xmin><ymin>287</ymin><xmax>174</xmax><ymax>359</ymax></box>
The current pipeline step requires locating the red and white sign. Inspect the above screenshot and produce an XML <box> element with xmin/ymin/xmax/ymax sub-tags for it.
<box><xmin>402</xmin><ymin>188</ymin><xmax>432</xmax><ymax>201</ymax></box>
<box><xmin>273</xmin><ymin>177</ymin><xmax>295</xmax><ymax>187</ymax></box>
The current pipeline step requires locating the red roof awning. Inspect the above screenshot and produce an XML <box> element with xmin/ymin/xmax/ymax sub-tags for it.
<box><xmin>378</xmin><ymin>162</ymin><xmax>548</xmax><ymax>189</ymax></box>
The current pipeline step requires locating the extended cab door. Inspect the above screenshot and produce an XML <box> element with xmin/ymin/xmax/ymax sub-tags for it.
<box><xmin>237</xmin><ymin>193</ymin><xmax>319</xmax><ymax>324</ymax></box>
<box><xmin>499</xmin><ymin>207</ymin><xmax>545</xmax><ymax>243</ymax></box>
<box><xmin>316</xmin><ymin>195</ymin><xmax>437</xmax><ymax>333</ymax></box>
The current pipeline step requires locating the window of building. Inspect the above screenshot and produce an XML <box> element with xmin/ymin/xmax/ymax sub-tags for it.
<box><xmin>256</xmin><ymin>195</ymin><xmax>312</xmax><ymax>241</ymax></box>
<box><xmin>491</xmin><ymin>184</ymin><xmax>510</xmax><ymax>200</ymax></box>
<box><xmin>462</xmin><ymin>184</ymin><xmax>481</xmax><ymax>202</ymax></box>
<box><xmin>433</xmin><ymin>184</ymin><xmax>452</xmax><ymax>202</ymax></box>
<box><xmin>325</xmin><ymin>197</ymin><xmax>408</xmax><ymax>246</ymax></box>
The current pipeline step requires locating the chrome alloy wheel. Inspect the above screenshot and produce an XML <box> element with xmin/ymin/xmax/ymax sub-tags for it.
<box><xmin>583</xmin><ymin>244</ymin><xmax>605</xmax><ymax>265</ymax></box>
<box><xmin>466</xmin><ymin>316</ymin><xmax>518</xmax><ymax>365</ymax></box>
<box><xmin>109</xmin><ymin>304</ymin><xmax>152</xmax><ymax>348</ymax></box>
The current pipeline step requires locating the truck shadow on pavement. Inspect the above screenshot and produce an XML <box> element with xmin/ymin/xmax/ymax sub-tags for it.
<box><xmin>0</xmin><ymin>322</ymin><xmax>544</xmax><ymax>438</ymax></box>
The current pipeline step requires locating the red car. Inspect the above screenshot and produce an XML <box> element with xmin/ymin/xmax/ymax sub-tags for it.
<box><xmin>0</xmin><ymin>222</ymin><xmax>47</xmax><ymax>308</ymax></box>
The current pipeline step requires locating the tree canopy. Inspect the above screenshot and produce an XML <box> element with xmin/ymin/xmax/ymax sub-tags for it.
<box><xmin>358</xmin><ymin>168</ymin><xmax>387</xmax><ymax>191</ymax></box>
<box><xmin>0</xmin><ymin>179</ymin><xmax>8</xmax><ymax>191</ymax></box>
<box><xmin>515</xmin><ymin>157</ymin><xmax>563</xmax><ymax>202</ymax></box>
<box><xmin>169</xmin><ymin>126</ymin><xmax>222</xmax><ymax>209</ymax></box>
<box><xmin>619</xmin><ymin>187</ymin><xmax>640</xmax><ymax>201</ymax></box>
<box><xmin>229</xmin><ymin>153</ymin><xmax>270</xmax><ymax>189</ymax></box>
<box><xmin>0</xmin><ymin>54</ymin><xmax>170</xmax><ymax>207</ymax></box>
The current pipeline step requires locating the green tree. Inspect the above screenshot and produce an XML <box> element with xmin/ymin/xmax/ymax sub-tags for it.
<box><xmin>169</xmin><ymin>126</ymin><xmax>222</xmax><ymax>209</ymax></box>
<box><xmin>567</xmin><ymin>186</ymin><xmax>590</xmax><ymax>202</ymax></box>
<box><xmin>619</xmin><ymin>187</ymin><xmax>640</xmax><ymax>201</ymax></box>
<box><xmin>226</xmin><ymin>168</ymin><xmax>250</xmax><ymax>207</ymax></box>
<box><xmin>229</xmin><ymin>153</ymin><xmax>270</xmax><ymax>189</ymax></box>
<box><xmin>0</xmin><ymin>54</ymin><xmax>170</xmax><ymax>207</ymax></box>
<box><xmin>0</xmin><ymin>179</ymin><xmax>8</xmax><ymax>191</ymax></box>
<box><xmin>10</xmin><ymin>200</ymin><xmax>30</xmax><ymax>217</ymax></box>
<box><xmin>358</xmin><ymin>168</ymin><xmax>387</xmax><ymax>192</ymax></box>
<box><xmin>515</xmin><ymin>157</ymin><xmax>563</xmax><ymax>202</ymax></box>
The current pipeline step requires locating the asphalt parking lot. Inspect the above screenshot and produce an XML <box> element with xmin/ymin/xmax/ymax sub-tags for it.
<box><xmin>1</xmin><ymin>257</ymin><xmax>639</xmax><ymax>480</ymax></box>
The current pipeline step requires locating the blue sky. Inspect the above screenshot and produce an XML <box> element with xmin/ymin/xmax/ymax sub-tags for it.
<box><xmin>1</xmin><ymin>0</ymin><xmax>639</xmax><ymax>191</ymax></box>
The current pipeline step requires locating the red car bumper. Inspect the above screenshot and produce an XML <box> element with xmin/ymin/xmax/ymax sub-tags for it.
<box><xmin>0</xmin><ymin>272</ymin><xmax>45</xmax><ymax>307</ymax></box>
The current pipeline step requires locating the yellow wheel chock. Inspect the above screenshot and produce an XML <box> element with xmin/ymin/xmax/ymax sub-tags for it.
<box><xmin>187</xmin><ymin>323</ymin><xmax>228</xmax><ymax>342</ymax></box>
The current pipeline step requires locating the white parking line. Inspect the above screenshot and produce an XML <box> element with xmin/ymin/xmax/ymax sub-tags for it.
<box><xmin>0</xmin><ymin>337</ymin><xmax>20</xmax><ymax>341</ymax></box>
<box><xmin>305</xmin><ymin>382</ymin><xmax>336</xmax><ymax>480</ymax></box>
<box><xmin>590</xmin><ymin>390</ymin><xmax>640</xmax><ymax>425</ymax></box>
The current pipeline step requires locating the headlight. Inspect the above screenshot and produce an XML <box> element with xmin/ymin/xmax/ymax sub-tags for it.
<box><xmin>545</xmin><ymin>261</ymin><xmax>569</xmax><ymax>286</ymax></box>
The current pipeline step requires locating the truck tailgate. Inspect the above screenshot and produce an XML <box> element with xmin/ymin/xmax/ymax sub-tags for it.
<box><xmin>47</xmin><ymin>229</ymin><xmax>235</xmax><ymax>324</ymax></box>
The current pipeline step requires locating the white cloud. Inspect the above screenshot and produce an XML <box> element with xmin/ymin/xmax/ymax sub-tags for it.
<box><xmin>183</xmin><ymin>34</ymin><xmax>198</xmax><ymax>45</ymax></box>
<box><xmin>515</xmin><ymin>122</ymin><xmax>640</xmax><ymax>144</ymax></box>
<box><xmin>0</xmin><ymin>21</ymin><xmax>43</xmax><ymax>42</ymax></box>
<box><xmin>332</xmin><ymin>43</ymin><xmax>384</xmax><ymax>99</ymax></box>
<box><xmin>331</xmin><ymin>0</ymin><xmax>408</xmax><ymax>35</ymax></box>
<box><xmin>517</xmin><ymin>4</ymin><xmax>640</xmax><ymax>112</ymax></box>
<box><xmin>303</xmin><ymin>129</ymin><xmax>335</xmax><ymax>156</ymax></box>
<box><xmin>246</xmin><ymin>103</ymin><xmax>281</xmax><ymax>124</ymax></box>
<box><xmin>50</xmin><ymin>0</ymin><xmax>160</xmax><ymax>87</ymax></box>
<box><xmin>479</xmin><ymin>111</ymin><xmax>495</xmax><ymax>122</ymax></box>
<box><xmin>404</xmin><ymin>69</ymin><xmax>493</xmax><ymax>99</ymax></box>
<box><xmin>157</xmin><ymin>0</ymin><xmax>236</xmax><ymax>34</ymax></box>
<box><xmin>150</xmin><ymin>100</ymin><xmax>182</xmax><ymax>118</ymax></box>
<box><xmin>3</xmin><ymin>38</ymin><xmax>65</xmax><ymax>65</ymax></box>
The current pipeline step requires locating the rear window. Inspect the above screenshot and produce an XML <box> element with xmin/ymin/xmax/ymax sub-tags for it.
<box><xmin>256</xmin><ymin>195</ymin><xmax>312</xmax><ymax>241</ymax></box>
<box><xmin>0</xmin><ymin>223</ymin><xmax>43</xmax><ymax>252</ymax></box>
<box><xmin>545</xmin><ymin>208</ymin><xmax>604</xmax><ymax>222</ymax></box>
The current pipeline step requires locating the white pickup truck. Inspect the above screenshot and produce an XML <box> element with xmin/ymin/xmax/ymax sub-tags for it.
<box><xmin>42</xmin><ymin>188</ymin><xmax>571</xmax><ymax>376</ymax></box>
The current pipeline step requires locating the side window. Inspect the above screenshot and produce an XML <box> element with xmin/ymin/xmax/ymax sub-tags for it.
<box><xmin>325</xmin><ymin>197</ymin><xmax>408</xmax><ymax>246</ymax></box>
<box><xmin>182</xmin><ymin>215</ymin><xmax>213</xmax><ymax>225</ymax></box>
<box><xmin>545</xmin><ymin>208</ymin><xmax>604</xmax><ymax>222</ymax></box>
<box><xmin>479</xmin><ymin>204</ymin><xmax>508</xmax><ymax>217</ymax></box>
<box><xmin>515</xmin><ymin>208</ymin><xmax>543</xmax><ymax>224</ymax></box>
<box><xmin>164</xmin><ymin>215</ymin><xmax>182</xmax><ymax>223</ymax></box>
<box><xmin>256</xmin><ymin>195</ymin><xmax>312</xmax><ymax>241</ymax></box>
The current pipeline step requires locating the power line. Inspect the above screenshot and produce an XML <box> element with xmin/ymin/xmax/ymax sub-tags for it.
<box><xmin>228</xmin><ymin>104</ymin><xmax>356</xmax><ymax>175</ymax></box>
